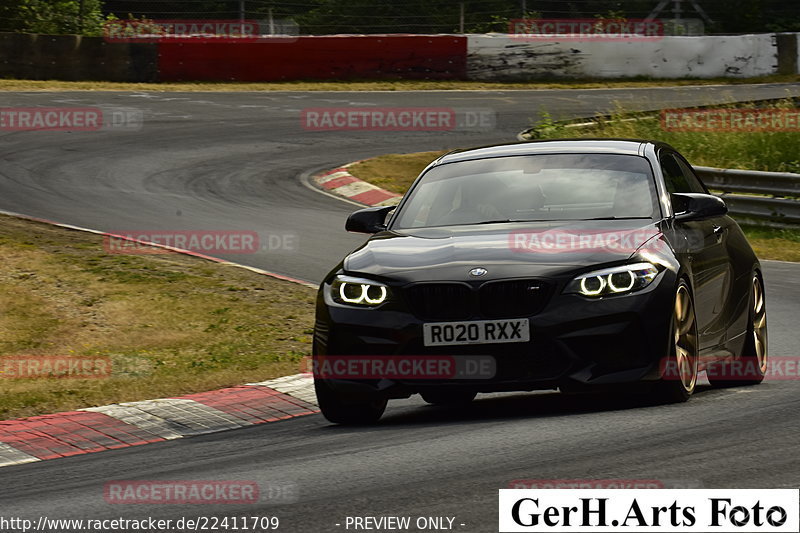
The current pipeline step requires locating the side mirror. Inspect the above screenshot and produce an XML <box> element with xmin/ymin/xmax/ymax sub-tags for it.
<box><xmin>345</xmin><ymin>205</ymin><xmax>395</xmax><ymax>234</ymax></box>
<box><xmin>671</xmin><ymin>193</ymin><xmax>727</xmax><ymax>222</ymax></box>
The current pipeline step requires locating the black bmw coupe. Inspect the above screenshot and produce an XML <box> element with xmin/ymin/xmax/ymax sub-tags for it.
<box><xmin>313</xmin><ymin>139</ymin><xmax>768</xmax><ymax>424</ymax></box>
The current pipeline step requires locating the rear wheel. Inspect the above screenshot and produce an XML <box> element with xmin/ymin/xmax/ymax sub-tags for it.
<box><xmin>314</xmin><ymin>379</ymin><xmax>387</xmax><ymax>425</ymax></box>
<box><xmin>654</xmin><ymin>281</ymin><xmax>698</xmax><ymax>403</ymax></box>
<box><xmin>420</xmin><ymin>390</ymin><xmax>477</xmax><ymax>406</ymax></box>
<box><xmin>707</xmin><ymin>274</ymin><xmax>767</xmax><ymax>387</ymax></box>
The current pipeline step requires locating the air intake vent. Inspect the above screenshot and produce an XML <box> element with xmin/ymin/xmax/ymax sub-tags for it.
<box><xmin>479</xmin><ymin>280</ymin><xmax>550</xmax><ymax>318</ymax></box>
<box><xmin>404</xmin><ymin>283</ymin><xmax>472</xmax><ymax>320</ymax></box>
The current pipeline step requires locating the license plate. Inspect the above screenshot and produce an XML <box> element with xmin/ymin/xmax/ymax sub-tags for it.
<box><xmin>423</xmin><ymin>318</ymin><xmax>530</xmax><ymax>346</ymax></box>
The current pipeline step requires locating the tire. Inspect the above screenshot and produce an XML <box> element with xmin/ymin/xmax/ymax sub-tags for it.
<box><xmin>420</xmin><ymin>390</ymin><xmax>477</xmax><ymax>406</ymax></box>
<box><xmin>707</xmin><ymin>273</ymin><xmax>768</xmax><ymax>387</ymax></box>
<box><xmin>654</xmin><ymin>280</ymin><xmax>699</xmax><ymax>403</ymax></box>
<box><xmin>314</xmin><ymin>379</ymin><xmax>387</xmax><ymax>425</ymax></box>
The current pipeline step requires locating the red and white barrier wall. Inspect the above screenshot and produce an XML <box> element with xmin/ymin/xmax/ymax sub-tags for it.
<box><xmin>158</xmin><ymin>35</ymin><xmax>467</xmax><ymax>81</ymax></box>
<box><xmin>466</xmin><ymin>33</ymin><xmax>782</xmax><ymax>79</ymax></box>
<box><xmin>0</xmin><ymin>31</ymin><xmax>798</xmax><ymax>83</ymax></box>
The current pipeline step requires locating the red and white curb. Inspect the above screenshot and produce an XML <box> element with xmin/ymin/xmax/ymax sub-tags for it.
<box><xmin>314</xmin><ymin>164</ymin><xmax>402</xmax><ymax>207</ymax></box>
<box><xmin>0</xmin><ymin>374</ymin><xmax>316</xmax><ymax>467</ymax></box>
<box><xmin>0</xmin><ymin>167</ymin><xmax>393</xmax><ymax>466</ymax></box>
<box><xmin>0</xmin><ymin>199</ymin><xmax>325</xmax><ymax>468</ymax></box>
<box><xmin>0</xmin><ymin>210</ymin><xmax>320</xmax><ymax>466</ymax></box>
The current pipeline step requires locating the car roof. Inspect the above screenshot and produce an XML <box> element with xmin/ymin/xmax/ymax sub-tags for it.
<box><xmin>433</xmin><ymin>139</ymin><xmax>674</xmax><ymax>166</ymax></box>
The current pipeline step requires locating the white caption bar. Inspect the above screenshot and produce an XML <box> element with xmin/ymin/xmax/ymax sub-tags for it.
<box><xmin>499</xmin><ymin>489</ymin><xmax>799</xmax><ymax>532</ymax></box>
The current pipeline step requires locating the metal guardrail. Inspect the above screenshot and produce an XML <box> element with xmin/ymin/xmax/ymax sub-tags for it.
<box><xmin>519</xmin><ymin>103</ymin><xmax>800</xmax><ymax>229</ymax></box>
<box><xmin>694</xmin><ymin>167</ymin><xmax>800</xmax><ymax>197</ymax></box>
<box><xmin>694</xmin><ymin>166</ymin><xmax>800</xmax><ymax>228</ymax></box>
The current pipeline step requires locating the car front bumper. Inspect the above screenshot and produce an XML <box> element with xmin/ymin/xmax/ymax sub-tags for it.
<box><xmin>313</xmin><ymin>269</ymin><xmax>677</xmax><ymax>400</ymax></box>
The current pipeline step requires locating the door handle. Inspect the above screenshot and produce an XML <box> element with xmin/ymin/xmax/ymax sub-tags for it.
<box><xmin>712</xmin><ymin>225</ymin><xmax>724</xmax><ymax>242</ymax></box>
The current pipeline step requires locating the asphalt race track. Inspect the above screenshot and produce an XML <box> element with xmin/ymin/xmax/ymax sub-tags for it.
<box><xmin>2</xmin><ymin>84</ymin><xmax>800</xmax><ymax>283</ymax></box>
<box><xmin>1</xmin><ymin>84</ymin><xmax>799</xmax><ymax>531</ymax></box>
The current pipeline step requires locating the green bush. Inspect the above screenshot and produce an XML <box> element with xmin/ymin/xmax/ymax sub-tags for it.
<box><xmin>0</xmin><ymin>0</ymin><xmax>105</xmax><ymax>35</ymax></box>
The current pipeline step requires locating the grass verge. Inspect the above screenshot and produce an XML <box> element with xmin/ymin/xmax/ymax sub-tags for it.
<box><xmin>531</xmin><ymin>99</ymin><xmax>800</xmax><ymax>173</ymax></box>
<box><xmin>1</xmin><ymin>74</ymin><xmax>798</xmax><ymax>92</ymax></box>
<box><xmin>0</xmin><ymin>215</ymin><xmax>315</xmax><ymax>420</ymax></box>
<box><xmin>738</xmin><ymin>226</ymin><xmax>800</xmax><ymax>263</ymax></box>
<box><xmin>347</xmin><ymin>151</ymin><xmax>800</xmax><ymax>262</ymax></box>
<box><xmin>348</xmin><ymin>151</ymin><xmax>447</xmax><ymax>194</ymax></box>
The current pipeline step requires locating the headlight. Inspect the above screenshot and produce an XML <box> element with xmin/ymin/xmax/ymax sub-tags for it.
<box><xmin>565</xmin><ymin>262</ymin><xmax>659</xmax><ymax>298</ymax></box>
<box><xmin>331</xmin><ymin>275</ymin><xmax>390</xmax><ymax>307</ymax></box>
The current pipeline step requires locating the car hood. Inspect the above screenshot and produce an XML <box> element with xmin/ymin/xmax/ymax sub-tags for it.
<box><xmin>344</xmin><ymin>219</ymin><xmax>664</xmax><ymax>283</ymax></box>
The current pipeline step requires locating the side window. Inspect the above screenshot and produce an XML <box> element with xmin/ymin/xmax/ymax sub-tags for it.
<box><xmin>674</xmin><ymin>156</ymin><xmax>708</xmax><ymax>193</ymax></box>
<box><xmin>659</xmin><ymin>153</ymin><xmax>692</xmax><ymax>193</ymax></box>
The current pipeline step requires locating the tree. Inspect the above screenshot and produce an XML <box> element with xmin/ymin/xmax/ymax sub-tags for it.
<box><xmin>0</xmin><ymin>0</ymin><xmax>105</xmax><ymax>35</ymax></box>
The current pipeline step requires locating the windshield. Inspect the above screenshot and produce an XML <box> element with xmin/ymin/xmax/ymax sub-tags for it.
<box><xmin>390</xmin><ymin>153</ymin><xmax>659</xmax><ymax>229</ymax></box>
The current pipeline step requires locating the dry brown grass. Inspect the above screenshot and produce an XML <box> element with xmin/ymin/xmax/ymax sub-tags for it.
<box><xmin>749</xmin><ymin>239</ymin><xmax>800</xmax><ymax>262</ymax></box>
<box><xmin>0</xmin><ymin>215</ymin><xmax>315</xmax><ymax>419</ymax></box>
<box><xmin>347</xmin><ymin>151</ymin><xmax>447</xmax><ymax>194</ymax></box>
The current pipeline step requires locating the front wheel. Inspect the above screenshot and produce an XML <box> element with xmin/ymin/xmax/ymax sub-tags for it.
<box><xmin>654</xmin><ymin>281</ymin><xmax>698</xmax><ymax>403</ymax></box>
<box><xmin>707</xmin><ymin>273</ymin><xmax>768</xmax><ymax>387</ymax></box>
<box><xmin>314</xmin><ymin>379</ymin><xmax>387</xmax><ymax>425</ymax></box>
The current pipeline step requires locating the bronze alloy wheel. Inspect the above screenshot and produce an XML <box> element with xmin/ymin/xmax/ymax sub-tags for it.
<box><xmin>654</xmin><ymin>281</ymin><xmax>698</xmax><ymax>403</ymax></box>
<box><xmin>751</xmin><ymin>275</ymin><xmax>768</xmax><ymax>375</ymax></box>
<box><xmin>707</xmin><ymin>273</ymin><xmax>768</xmax><ymax>387</ymax></box>
<box><xmin>673</xmin><ymin>283</ymin><xmax>699</xmax><ymax>394</ymax></box>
